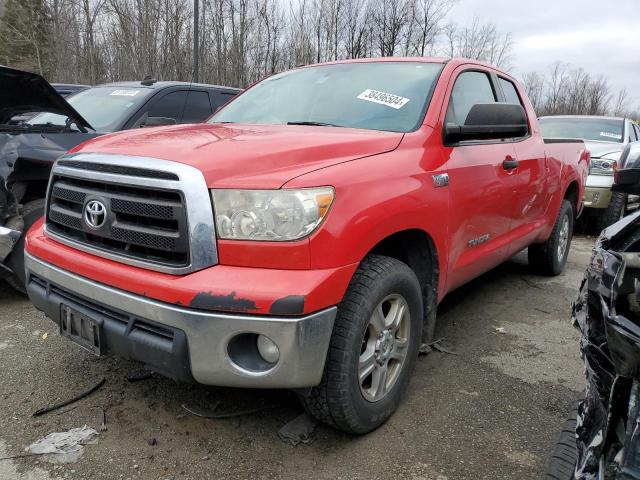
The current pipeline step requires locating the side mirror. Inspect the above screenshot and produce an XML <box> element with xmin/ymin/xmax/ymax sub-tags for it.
<box><xmin>143</xmin><ymin>116</ymin><xmax>177</xmax><ymax>127</ymax></box>
<box><xmin>444</xmin><ymin>103</ymin><xmax>529</xmax><ymax>144</ymax></box>
<box><xmin>613</xmin><ymin>142</ymin><xmax>640</xmax><ymax>195</ymax></box>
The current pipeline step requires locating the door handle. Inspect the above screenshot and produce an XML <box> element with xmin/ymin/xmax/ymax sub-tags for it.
<box><xmin>502</xmin><ymin>157</ymin><xmax>519</xmax><ymax>170</ymax></box>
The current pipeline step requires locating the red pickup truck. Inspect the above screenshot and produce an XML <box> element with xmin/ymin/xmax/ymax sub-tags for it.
<box><xmin>24</xmin><ymin>58</ymin><xmax>588</xmax><ymax>434</ymax></box>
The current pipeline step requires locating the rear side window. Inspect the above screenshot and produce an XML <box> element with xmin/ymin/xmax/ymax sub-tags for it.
<box><xmin>499</xmin><ymin>78</ymin><xmax>523</xmax><ymax>106</ymax></box>
<box><xmin>628</xmin><ymin>122</ymin><xmax>637</xmax><ymax>142</ymax></box>
<box><xmin>147</xmin><ymin>91</ymin><xmax>188</xmax><ymax>122</ymax></box>
<box><xmin>211</xmin><ymin>92</ymin><xmax>237</xmax><ymax>111</ymax></box>
<box><xmin>447</xmin><ymin>71</ymin><xmax>496</xmax><ymax>125</ymax></box>
<box><xmin>182</xmin><ymin>90</ymin><xmax>212</xmax><ymax>123</ymax></box>
<box><xmin>634</xmin><ymin>124</ymin><xmax>640</xmax><ymax>141</ymax></box>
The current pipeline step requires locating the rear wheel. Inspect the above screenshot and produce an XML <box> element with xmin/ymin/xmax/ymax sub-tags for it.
<box><xmin>301</xmin><ymin>255</ymin><xmax>423</xmax><ymax>434</ymax></box>
<box><xmin>4</xmin><ymin>199</ymin><xmax>45</xmax><ymax>294</ymax></box>
<box><xmin>528</xmin><ymin>199</ymin><xmax>574</xmax><ymax>276</ymax></box>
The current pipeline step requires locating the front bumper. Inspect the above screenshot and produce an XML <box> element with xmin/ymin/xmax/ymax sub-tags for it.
<box><xmin>583</xmin><ymin>186</ymin><xmax>612</xmax><ymax>209</ymax></box>
<box><xmin>583</xmin><ymin>174</ymin><xmax>614</xmax><ymax>209</ymax></box>
<box><xmin>25</xmin><ymin>253</ymin><xmax>337</xmax><ymax>388</ymax></box>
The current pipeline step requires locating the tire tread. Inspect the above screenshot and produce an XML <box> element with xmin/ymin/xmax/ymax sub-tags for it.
<box><xmin>301</xmin><ymin>254</ymin><xmax>421</xmax><ymax>433</ymax></box>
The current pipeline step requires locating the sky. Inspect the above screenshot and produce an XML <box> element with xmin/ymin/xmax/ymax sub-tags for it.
<box><xmin>449</xmin><ymin>0</ymin><xmax>640</xmax><ymax>108</ymax></box>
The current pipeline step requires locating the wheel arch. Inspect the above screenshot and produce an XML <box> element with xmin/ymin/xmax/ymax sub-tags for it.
<box><xmin>563</xmin><ymin>180</ymin><xmax>580</xmax><ymax>218</ymax></box>
<box><xmin>365</xmin><ymin>228</ymin><xmax>440</xmax><ymax>343</ymax></box>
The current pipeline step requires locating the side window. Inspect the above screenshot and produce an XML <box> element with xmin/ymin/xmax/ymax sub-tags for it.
<box><xmin>182</xmin><ymin>90</ymin><xmax>213</xmax><ymax>123</ymax></box>
<box><xmin>629</xmin><ymin>122</ymin><xmax>638</xmax><ymax>142</ymax></box>
<box><xmin>446</xmin><ymin>71</ymin><xmax>497</xmax><ymax>125</ymax></box>
<box><xmin>147</xmin><ymin>91</ymin><xmax>188</xmax><ymax>122</ymax></box>
<box><xmin>634</xmin><ymin>124</ymin><xmax>640</xmax><ymax>142</ymax></box>
<box><xmin>499</xmin><ymin>77</ymin><xmax>523</xmax><ymax>106</ymax></box>
<box><xmin>211</xmin><ymin>92</ymin><xmax>238</xmax><ymax>111</ymax></box>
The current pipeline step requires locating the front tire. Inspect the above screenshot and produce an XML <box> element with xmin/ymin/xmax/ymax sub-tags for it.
<box><xmin>301</xmin><ymin>255</ymin><xmax>423</xmax><ymax>434</ymax></box>
<box><xmin>528</xmin><ymin>199</ymin><xmax>574</xmax><ymax>276</ymax></box>
<box><xmin>595</xmin><ymin>191</ymin><xmax>626</xmax><ymax>232</ymax></box>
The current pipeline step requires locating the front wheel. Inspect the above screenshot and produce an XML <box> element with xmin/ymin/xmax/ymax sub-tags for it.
<box><xmin>301</xmin><ymin>255</ymin><xmax>423</xmax><ymax>434</ymax></box>
<box><xmin>528</xmin><ymin>199</ymin><xmax>574</xmax><ymax>276</ymax></box>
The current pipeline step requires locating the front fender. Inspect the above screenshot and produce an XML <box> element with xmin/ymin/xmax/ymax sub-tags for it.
<box><xmin>285</xmin><ymin>137</ymin><xmax>450</xmax><ymax>298</ymax></box>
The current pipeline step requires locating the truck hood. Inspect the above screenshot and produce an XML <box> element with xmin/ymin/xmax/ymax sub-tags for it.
<box><xmin>0</xmin><ymin>65</ymin><xmax>93</xmax><ymax>131</ymax></box>
<box><xmin>584</xmin><ymin>141</ymin><xmax>624</xmax><ymax>160</ymax></box>
<box><xmin>74</xmin><ymin>123</ymin><xmax>405</xmax><ymax>188</ymax></box>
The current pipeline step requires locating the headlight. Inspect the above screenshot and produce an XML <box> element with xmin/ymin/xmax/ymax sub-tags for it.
<box><xmin>211</xmin><ymin>187</ymin><xmax>335</xmax><ymax>241</ymax></box>
<box><xmin>589</xmin><ymin>158</ymin><xmax>616</xmax><ymax>176</ymax></box>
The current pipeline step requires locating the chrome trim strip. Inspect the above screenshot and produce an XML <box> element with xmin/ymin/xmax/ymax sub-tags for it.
<box><xmin>45</xmin><ymin>153</ymin><xmax>217</xmax><ymax>275</ymax></box>
<box><xmin>26</xmin><ymin>253</ymin><xmax>336</xmax><ymax>388</ymax></box>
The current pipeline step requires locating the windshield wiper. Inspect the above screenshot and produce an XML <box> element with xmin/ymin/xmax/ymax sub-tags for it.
<box><xmin>287</xmin><ymin>121</ymin><xmax>341</xmax><ymax>127</ymax></box>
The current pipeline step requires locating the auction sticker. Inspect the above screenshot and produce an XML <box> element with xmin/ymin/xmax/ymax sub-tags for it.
<box><xmin>600</xmin><ymin>131</ymin><xmax>622</xmax><ymax>140</ymax></box>
<box><xmin>109</xmin><ymin>89</ymin><xmax>140</xmax><ymax>97</ymax></box>
<box><xmin>357</xmin><ymin>89</ymin><xmax>410</xmax><ymax>109</ymax></box>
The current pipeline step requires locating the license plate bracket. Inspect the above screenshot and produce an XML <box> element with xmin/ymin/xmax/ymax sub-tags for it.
<box><xmin>60</xmin><ymin>304</ymin><xmax>102</xmax><ymax>356</ymax></box>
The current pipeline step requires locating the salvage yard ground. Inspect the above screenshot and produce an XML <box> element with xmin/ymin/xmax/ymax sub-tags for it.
<box><xmin>0</xmin><ymin>237</ymin><xmax>594</xmax><ymax>480</ymax></box>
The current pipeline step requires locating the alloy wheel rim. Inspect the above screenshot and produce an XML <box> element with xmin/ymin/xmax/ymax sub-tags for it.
<box><xmin>359</xmin><ymin>294</ymin><xmax>410</xmax><ymax>403</ymax></box>
<box><xmin>557</xmin><ymin>215</ymin><xmax>569</xmax><ymax>262</ymax></box>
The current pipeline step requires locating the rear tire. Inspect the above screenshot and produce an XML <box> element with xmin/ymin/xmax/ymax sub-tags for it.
<box><xmin>545</xmin><ymin>416</ymin><xmax>578</xmax><ymax>479</ymax></box>
<box><xmin>4</xmin><ymin>199</ymin><xmax>46</xmax><ymax>295</ymax></box>
<box><xmin>301</xmin><ymin>255</ymin><xmax>423</xmax><ymax>434</ymax></box>
<box><xmin>595</xmin><ymin>191</ymin><xmax>626</xmax><ymax>232</ymax></box>
<box><xmin>528</xmin><ymin>199</ymin><xmax>574</xmax><ymax>276</ymax></box>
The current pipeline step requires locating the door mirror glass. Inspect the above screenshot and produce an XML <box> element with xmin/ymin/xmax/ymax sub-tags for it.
<box><xmin>445</xmin><ymin>103</ymin><xmax>528</xmax><ymax>144</ymax></box>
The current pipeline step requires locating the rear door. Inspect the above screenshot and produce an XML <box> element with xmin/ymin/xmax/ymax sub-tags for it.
<box><xmin>443</xmin><ymin>68</ymin><xmax>519</xmax><ymax>290</ymax></box>
<box><xmin>496</xmin><ymin>75</ymin><xmax>548</xmax><ymax>251</ymax></box>
<box><xmin>126</xmin><ymin>89</ymin><xmax>189</xmax><ymax>128</ymax></box>
<box><xmin>210</xmin><ymin>90</ymin><xmax>238</xmax><ymax>113</ymax></box>
<box><xmin>182</xmin><ymin>89</ymin><xmax>213</xmax><ymax>123</ymax></box>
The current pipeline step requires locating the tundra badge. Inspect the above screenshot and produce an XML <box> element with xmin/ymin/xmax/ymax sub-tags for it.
<box><xmin>468</xmin><ymin>234</ymin><xmax>490</xmax><ymax>247</ymax></box>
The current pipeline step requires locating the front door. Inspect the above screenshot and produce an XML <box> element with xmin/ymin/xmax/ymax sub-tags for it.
<box><xmin>442</xmin><ymin>69</ymin><xmax>520</xmax><ymax>290</ymax></box>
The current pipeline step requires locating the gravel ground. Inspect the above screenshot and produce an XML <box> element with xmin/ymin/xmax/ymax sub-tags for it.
<box><xmin>0</xmin><ymin>236</ymin><xmax>595</xmax><ymax>480</ymax></box>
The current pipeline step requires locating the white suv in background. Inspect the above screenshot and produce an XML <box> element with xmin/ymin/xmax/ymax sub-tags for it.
<box><xmin>539</xmin><ymin>115</ymin><xmax>640</xmax><ymax>230</ymax></box>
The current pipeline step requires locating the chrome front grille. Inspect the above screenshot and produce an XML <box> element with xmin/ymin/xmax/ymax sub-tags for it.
<box><xmin>44</xmin><ymin>153</ymin><xmax>218</xmax><ymax>275</ymax></box>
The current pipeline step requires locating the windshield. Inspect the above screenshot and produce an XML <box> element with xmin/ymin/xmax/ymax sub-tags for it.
<box><xmin>539</xmin><ymin>117</ymin><xmax>625</xmax><ymax>143</ymax></box>
<box><xmin>29</xmin><ymin>86</ymin><xmax>152</xmax><ymax>132</ymax></box>
<box><xmin>210</xmin><ymin>62</ymin><xmax>444</xmax><ymax>133</ymax></box>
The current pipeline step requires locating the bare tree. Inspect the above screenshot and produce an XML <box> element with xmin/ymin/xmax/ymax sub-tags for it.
<box><xmin>521</xmin><ymin>62</ymin><xmax>624</xmax><ymax>117</ymax></box>
<box><xmin>444</xmin><ymin>17</ymin><xmax>513</xmax><ymax>69</ymax></box>
<box><xmin>413</xmin><ymin>0</ymin><xmax>454</xmax><ymax>56</ymax></box>
<box><xmin>371</xmin><ymin>0</ymin><xmax>411</xmax><ymax>56</ymax></box>
<box><xmin>522</xmin><ymin>71</ymin><xmax>545</xmax><ymax>112</ymax></box>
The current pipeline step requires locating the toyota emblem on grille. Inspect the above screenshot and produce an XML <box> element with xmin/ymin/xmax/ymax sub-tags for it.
<box><xmin>84</xmin><ymin>200</ymin><xmax>107</xmax><ymax>229</ymax></box>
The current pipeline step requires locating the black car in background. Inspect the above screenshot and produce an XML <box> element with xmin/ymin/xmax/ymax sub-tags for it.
<box><xmin>51</xmin><ymin>83</ymin><xmax>90</xmax><ymax>97</ymax></box>
<box><xmin>0</xmin><ymin>65</ymin><xmax>240</xmax><ymax>293</ymax></box>
<box><xmin>546</xmin><ymin>141</ymin><xmax>640</xmax><ymax>479</ymax></box>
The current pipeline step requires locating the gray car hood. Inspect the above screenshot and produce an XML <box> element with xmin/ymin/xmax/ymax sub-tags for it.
<box><xmin>0</xmin><ymin>65</ymin><xmax>93</xmax><ymax>131</ymax></box>
<box><xmin>584</xmin><ymin>140</ymin><xmax>625</xmax><ymax>160</ymax></box>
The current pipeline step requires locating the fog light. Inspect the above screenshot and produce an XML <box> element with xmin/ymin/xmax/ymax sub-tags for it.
<box><xmin>257</xmin><ymin>335</ymin><xmax>280</xmax><ymax>364</ymax></box>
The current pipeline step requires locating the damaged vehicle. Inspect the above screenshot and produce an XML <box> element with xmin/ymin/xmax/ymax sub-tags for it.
<box><xmin>546</xmin><ymin>141</ymin><xmax>640</xmax><ymax>479</ymax></box>
<box><xmin>0</xmin><ymin>65</ymin><xmax>240</xmax><ymax>292</ymax></box>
